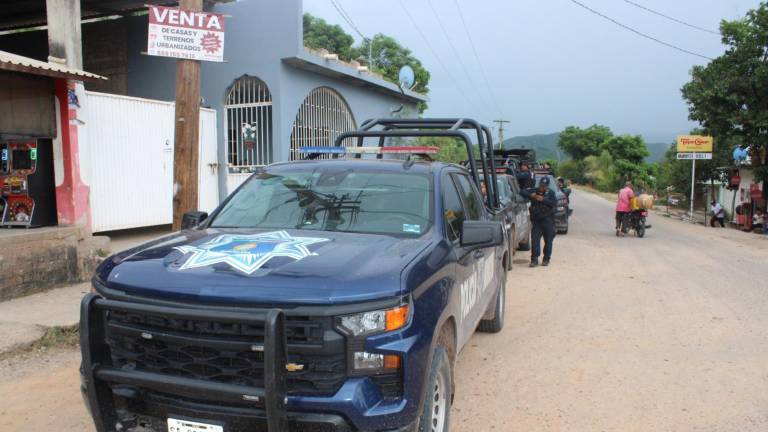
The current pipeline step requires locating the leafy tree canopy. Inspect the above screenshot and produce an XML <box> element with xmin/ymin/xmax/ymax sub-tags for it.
<box><xmin>303</xmin><ymin>15</ymin><xmax>431</xmax><ymax>112</ymax></box>
<box><xmin>681</xmin><ymin>3</ymin><xmax>768</xmax><ymax>151</ymax></box>
<box><xmin>602</xmin><ymin>135</ymin><xmax>650</xmax><ymax>165</ymax></box>
<box><xmin>352</xmin><ymin>34</ymin><xmax>431</xmax><ymax>99</ymax></box>
<box><xmin>557</xmin><ymin>125</ymin><xmax>613</xmax><ymax>160</ymax></box>
<box><xmin>303</xmin><ymin>14</ymin><xmax>355</xmax><ymax>62</ymax></box>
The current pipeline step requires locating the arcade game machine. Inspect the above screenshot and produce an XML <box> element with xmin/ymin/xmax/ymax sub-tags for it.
<box><xmin>0</xmin><ymin>140</ymin><xmax>57</xmax><ymax>228</ymax></box>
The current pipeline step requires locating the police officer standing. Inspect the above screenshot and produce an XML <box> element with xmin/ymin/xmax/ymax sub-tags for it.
<box><xmin>521</xmin><ymin>177</ymin><xmax>557</xmax><ymax>267</ymax></box>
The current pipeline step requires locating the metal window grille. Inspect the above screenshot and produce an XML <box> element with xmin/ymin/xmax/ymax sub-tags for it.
<box><xmin>224</xmin><ymin>76</ymin><xmax>273</xmax><ymax>171</ymax></box>
<box><xmin>290</xmin><ymin>87</ymin><xmax>357</xmax><ymax>160</ymax></box>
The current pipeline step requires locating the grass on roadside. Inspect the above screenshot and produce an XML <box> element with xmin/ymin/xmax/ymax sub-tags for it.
<box><xmin>35</xmin><ymin>326</ymin><xmax>80</xmax><ymax>350</ymax></box>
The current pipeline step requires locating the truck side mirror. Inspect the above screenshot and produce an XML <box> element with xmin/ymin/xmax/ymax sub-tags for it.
<box><xmin>563</xmin><ymin>188</ymin><xmax>572</xmax><ymax>197</ymax></box>
<box><xmin>460</xmin><ymin>220</ymin><xmax>504</xmax><ymax>249</ymax></box>
<box><xmin>181</xmin><ymin>211</ymin><xmax>208</xmax><ymax>230</ymax></box>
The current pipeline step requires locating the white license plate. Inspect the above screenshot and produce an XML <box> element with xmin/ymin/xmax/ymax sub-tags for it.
<box><xmin>168</xmin><ymin>418</ymin><xmax>223</xmax><ymax>432</ymax></box>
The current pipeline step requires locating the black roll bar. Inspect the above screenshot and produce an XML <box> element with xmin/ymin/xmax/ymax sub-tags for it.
<box><xmin>335</xmin><ymin>118</ymin><xmax>501</xmax><ymax>209</ymax></box>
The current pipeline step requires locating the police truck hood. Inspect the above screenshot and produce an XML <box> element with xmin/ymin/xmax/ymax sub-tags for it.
<box><xmin>95</xmin><ymin>228</ymin><xmax>432</xmax><ymax>306</ymax></box>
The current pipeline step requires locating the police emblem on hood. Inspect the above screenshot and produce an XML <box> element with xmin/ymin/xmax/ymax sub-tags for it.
<box><xmin>174</xmin><ymin>231</ymin><xmax>328</xmax><ymax>275</ymax></box>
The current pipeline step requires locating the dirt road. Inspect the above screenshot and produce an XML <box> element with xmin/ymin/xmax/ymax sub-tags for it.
<box><xmin>2</xmin><ymin>190</ymin><xmax>767</xmax><ymax>431</ymax></box>
<box><xmin>453</xmin><ymin>191</ymin><xmax>768</xmax><ymax>431</ymax></box>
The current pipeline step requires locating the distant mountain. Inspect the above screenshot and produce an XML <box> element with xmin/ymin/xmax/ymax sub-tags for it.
<box><xmin>502</xmin><ymin>133</ymin><xmax>562</xmax><ymax>162</ymax></box>
<box><xmin>503</xmin><ymin>133</ymin><xmax>671</xmax><ymax>163</ymax></box>
<box><xmin>646</xmin><ymin>142</ymin><xmax>672</xmax><ymax>163</ymax></box>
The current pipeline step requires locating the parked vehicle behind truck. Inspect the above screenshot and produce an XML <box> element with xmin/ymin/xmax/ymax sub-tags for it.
<box><xmin>80</xmin><ymin>119</ymin><xmax>508</xmax><ymax>432</ymax></box>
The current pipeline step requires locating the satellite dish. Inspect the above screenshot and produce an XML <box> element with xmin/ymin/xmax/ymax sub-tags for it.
<box><xmin>733</xmin><ymin>147</ymin><xmax>748</xmax><ymax>162</ymax></box>
<box><xmin>398</xmin><ymin>65</ymin><xmax>415</xmax><ymax>90</ymax></box>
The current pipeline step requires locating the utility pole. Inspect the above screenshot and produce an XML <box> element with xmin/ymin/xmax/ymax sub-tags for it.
<box><xmin>172</xmin><ymin>0</ymin><xmax>202</xmax><ymax>231</ymax></box>
<box><xmin>493</xmin><ymin>119</ymin><xmax>510</xmax><ymax>150</ymax></box>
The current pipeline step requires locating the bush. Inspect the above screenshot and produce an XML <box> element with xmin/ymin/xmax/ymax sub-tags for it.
<box><xmin>559</xmin><ymin>160</ymin><xmax>587</xmax><ymax>184</ymax></box>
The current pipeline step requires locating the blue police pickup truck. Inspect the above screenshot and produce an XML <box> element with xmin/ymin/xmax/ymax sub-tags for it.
<box><xmin>80</xmin><ymin>120</ymin><xmax>507</xmax><ymax>432</ymax></box>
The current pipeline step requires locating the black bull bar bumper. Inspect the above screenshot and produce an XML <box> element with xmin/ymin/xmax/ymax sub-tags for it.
<box><xmin>79</xmin><ymin>293</ymin><xmax>290</xmax><ymax>432</ymax></box>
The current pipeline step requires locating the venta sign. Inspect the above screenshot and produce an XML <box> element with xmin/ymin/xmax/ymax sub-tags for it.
<box><xmin>147</xmin><ymin>5</ymin><xmax>225</xmax><ymax>62</ymax></box>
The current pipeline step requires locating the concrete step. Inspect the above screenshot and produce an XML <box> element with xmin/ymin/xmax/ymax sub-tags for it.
<box><xmin>0</xmin><ymin>282</ymin><xmax>89</xmax><ymax>356</ymax></box>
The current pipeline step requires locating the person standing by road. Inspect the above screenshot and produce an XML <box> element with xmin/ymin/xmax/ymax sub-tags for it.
<box><xmin>710</xmin><ymin>201</ymin><xmax>726</xmax><ymax>227</ymax></box>
<box><xmin>521</xmin><ymin>177</ymin><xmax>557</xmax><ymax>267</ymax></box>
<box><xmin>615</xmin><ymin>181</ymin><xmax>635</xmax><ymax>236</ymax></box>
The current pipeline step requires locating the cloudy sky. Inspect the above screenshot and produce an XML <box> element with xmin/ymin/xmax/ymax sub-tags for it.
<box><xmin>304</xmin><ymin>0</ymin><xmax>759</xmax><ymax>142</ymax></box>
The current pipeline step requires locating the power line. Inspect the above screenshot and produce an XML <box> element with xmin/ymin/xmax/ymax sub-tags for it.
<box><xmin>568</xmin><ymin>0</ymin><xmax>714</xmax><ymax>60</ymax></box>
<box><xmin>452</xmin><ymin>0</ymin><xmax>504</xmax><ymax>116</ymax></box>
<box><xmin>425</xmin><ymin>0</ymin><xmax>494</xmax><ymax>111</ymax></box>
<box><xmin>328</xmin><ymin>0</ymin><xmax>366</xmax><ymax>41</ymax></box>
<box><xmin>570</xmin><ymin>0</ymin><xmax>715</xmax><ymax>60</ymax></box>
<box><xmin>396</xmin><ymin>0</ymin><xmax>481</xmax><ymax>113</ymax></box>
<box><xmin>623</xmin><ymin>0</ymin><xmax>720</xmax><ymax>35</ymax></box>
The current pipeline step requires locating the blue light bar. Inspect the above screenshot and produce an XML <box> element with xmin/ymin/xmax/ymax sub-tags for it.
<box><xmin>298</xmin><ymin>146</ymin><xmax>346</xmax><ymax>154</ymax></box>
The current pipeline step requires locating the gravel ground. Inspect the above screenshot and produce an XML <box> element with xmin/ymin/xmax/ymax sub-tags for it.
<box><xmin>451</xmin><ymin>190</ymin><xmax>768</xmax><ymax>431</ymax></box>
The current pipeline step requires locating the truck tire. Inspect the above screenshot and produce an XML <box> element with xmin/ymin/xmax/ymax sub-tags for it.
<box><xmin>418</xmin><ymin>346</ymin><xmax>452</xmax><ymax>432</ymax></box>
<box><xmin>478</xmin><ymin>270</ymin><xmax>506</xmax><ymax>333</ymax></box>
<box><xmin>517</xmin><ymin>234</ymin><xmax>531</xmax><ymax>251</ymax></box>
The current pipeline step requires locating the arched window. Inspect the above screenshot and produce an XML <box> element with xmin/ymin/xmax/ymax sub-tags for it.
<box><xmin>224</xmin><ymin>76</ymin><xmax>273</xmax><ymax>170</ymax></box>
<box><xmin>289</xmin><ymin>87</ymin><xmax>357</xmax><ymax>160</ymax></box>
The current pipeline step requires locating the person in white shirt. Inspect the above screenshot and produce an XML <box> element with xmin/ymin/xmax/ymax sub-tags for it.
<box><xmin>710</xmin><ymin>201</ymin><xmax>725</xmax><ymax>227</ymax></box>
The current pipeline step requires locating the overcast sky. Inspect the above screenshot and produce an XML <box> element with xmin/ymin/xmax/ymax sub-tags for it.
<box><xmin>303</xmin><ymin>0</ymin><xmax>759</xmax><ymax>142</ymax></box>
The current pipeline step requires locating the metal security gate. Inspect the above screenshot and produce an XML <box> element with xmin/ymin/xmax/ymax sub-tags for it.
<box><xmin>289</xmin><ymin>87</ymin><xmax>357</xmax><ymax>160</ymax></box>
<box><xmin>225</xmin><ymin>76</ymin><xmax>273</xmax><ymax>171</ymax></box>
<box><xmin>83</xmin><ymin>91</ymin><xmax>219</xmax><ymax>232</ymax></box>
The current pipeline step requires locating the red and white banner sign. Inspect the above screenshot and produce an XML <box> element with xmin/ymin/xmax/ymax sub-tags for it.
<box><xmin>147</xmin><ymin>5</ymin><xmax>225</xmax><ymax>62</ymax></box>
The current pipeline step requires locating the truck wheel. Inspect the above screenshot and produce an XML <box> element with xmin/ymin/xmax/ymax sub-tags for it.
<box><xmin>478</xmin><ymin>270</ymin><xmax>506</xmax><ymax>333</ymax></box>
<box><xmin>418</xmin><ymin>347</ymin><xmax>452</xmax><ymax>432</ymax></box>
<box><xmin>517</xmin><ymin>235</ymin><xmax>531</xmax><ymax>251</ymax></box>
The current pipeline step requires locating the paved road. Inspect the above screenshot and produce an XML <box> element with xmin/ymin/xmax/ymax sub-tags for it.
<box><xmin>1</xmin><ymin>190</ymin><xmax>767</xmax><ymax>431</ymax></box>
<box><xmin>452</xmin><ymin>190</ymin><xmax>768</xmax><ymax>431</ymax></box>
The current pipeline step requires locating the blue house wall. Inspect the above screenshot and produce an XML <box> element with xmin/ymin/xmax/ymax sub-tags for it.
<box><xmin>125</xmin><ymin>0</ymin><xmax>422</xmax><ymax>200</ymax></box>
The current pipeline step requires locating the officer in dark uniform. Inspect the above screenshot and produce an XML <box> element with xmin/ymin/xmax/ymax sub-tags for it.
<box><xmin>521</xmin><ymin>177</ymin><xmax>557</xmax><ymax>267</ymax></box>
<box><xmin>516</xmin><ymin>163</ymin><xmax>534</xmax><ymax>189</ymax></box>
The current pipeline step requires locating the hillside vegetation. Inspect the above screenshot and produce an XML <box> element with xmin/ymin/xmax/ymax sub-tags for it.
<box><xmin>503</xmin><ymin>133</ymin><xmax>667</xmax><ymax>163</ymax></box>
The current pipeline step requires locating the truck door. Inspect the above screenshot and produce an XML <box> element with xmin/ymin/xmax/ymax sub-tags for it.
<box><xmin>450</xmin><ymin>173</ymin><xmax>498</xmax><ymax>348</ymax></box>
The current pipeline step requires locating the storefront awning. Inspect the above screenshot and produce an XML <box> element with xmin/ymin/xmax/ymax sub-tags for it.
<box><xmin>0</xmin><ymin>50</ymin><xmax>106</xmax><ymax>82</ymax></box>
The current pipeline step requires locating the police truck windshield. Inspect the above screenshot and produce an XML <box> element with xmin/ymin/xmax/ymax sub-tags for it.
<box><xmin>211</xmin><ymin>168</ymin><xmax>433</xmax><ymax>236</ymax></box>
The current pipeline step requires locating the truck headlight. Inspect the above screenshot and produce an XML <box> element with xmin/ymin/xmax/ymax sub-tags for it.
<box><xmin>336</xmin><ymin>305</ymin><xmax>410</xmax><ymax>337</ymax></box>
<box><xmin>353</xmin><ymin>352</ymin><xmax>401</xmax><ymax>371</ymax></box>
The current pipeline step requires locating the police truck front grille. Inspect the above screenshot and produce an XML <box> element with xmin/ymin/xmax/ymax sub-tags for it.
<box><xmin>104</xmin><ymin>310</ymin><xmax>346</xmax><ymax>396</ymax></box>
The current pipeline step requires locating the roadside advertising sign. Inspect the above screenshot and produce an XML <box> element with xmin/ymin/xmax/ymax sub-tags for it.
<box><xmin>676</xmin><ymin>135</ymin><xmax>713</xmax><ymax>153</ymax></box>
<box><xmin>676</xmin><ymin>153</ymin><xmax>713</xmax><ymax>160</ymax></box>
<box><xmin>147</xmin><ymin>5</ymin><xmax>225</xmax><ymax>62</ymax></box>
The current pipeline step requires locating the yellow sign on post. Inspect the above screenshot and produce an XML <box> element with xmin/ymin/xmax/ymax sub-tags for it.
<box><xmin>677</xmin><ymin>135</ymin><xmax>713</xmax><ymax>153</ymax></box>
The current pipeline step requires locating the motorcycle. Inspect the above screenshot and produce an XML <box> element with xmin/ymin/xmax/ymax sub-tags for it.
<box><xmin>621</xmin><ymin>209</ymin><xmax>650</xmax><ymax>238</ymax></box>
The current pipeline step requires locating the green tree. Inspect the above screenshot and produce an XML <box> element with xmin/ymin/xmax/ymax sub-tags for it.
<box><xmin>352</xmin><ymin>34</ymin><xmax>431</xmax><ymax>112</ymax></box>
<box><xmin>557</xmin><ymin>125</ymin><xmax>613</xmax><ymax>160</ymax></box>
<box><xmin>559</xmin><ymin>159</ymin><xmax>588</xmax><ymax>184</ymax></box>
<box><xmin>303</xmin><ymin>14</ymin><xmax>354</xmax><ymax>61</ymax></box>
<box><xmin>681</xmin><ymin>3</ymin><xmax>768</xmax><ymax>153</ymax></box>
<box><xmin>602</xmin><ymin>135</ymin><xmax>650</xmax><ymax>164</ymax></box>
<box><xmin>303</xmin><ymin>15</ymin><xmax>431</xmax><ymax>112</ymax></box>
<box><xmin>584</xmin><ymin>151</ymin><xmax>618</xmax><ymax>191</ymax></box>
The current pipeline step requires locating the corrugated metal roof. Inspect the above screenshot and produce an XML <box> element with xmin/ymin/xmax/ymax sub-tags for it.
<box><xmin>0</xmin><ymin>50</ymin><xmax>107</xmax><ymax>82</ymax></box>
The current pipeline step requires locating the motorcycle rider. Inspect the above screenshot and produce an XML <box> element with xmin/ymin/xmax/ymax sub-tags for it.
<box><xmin>615</xmin><ymin>181</ymin><xmax>635</xmax><ymax>236</ymax></box>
